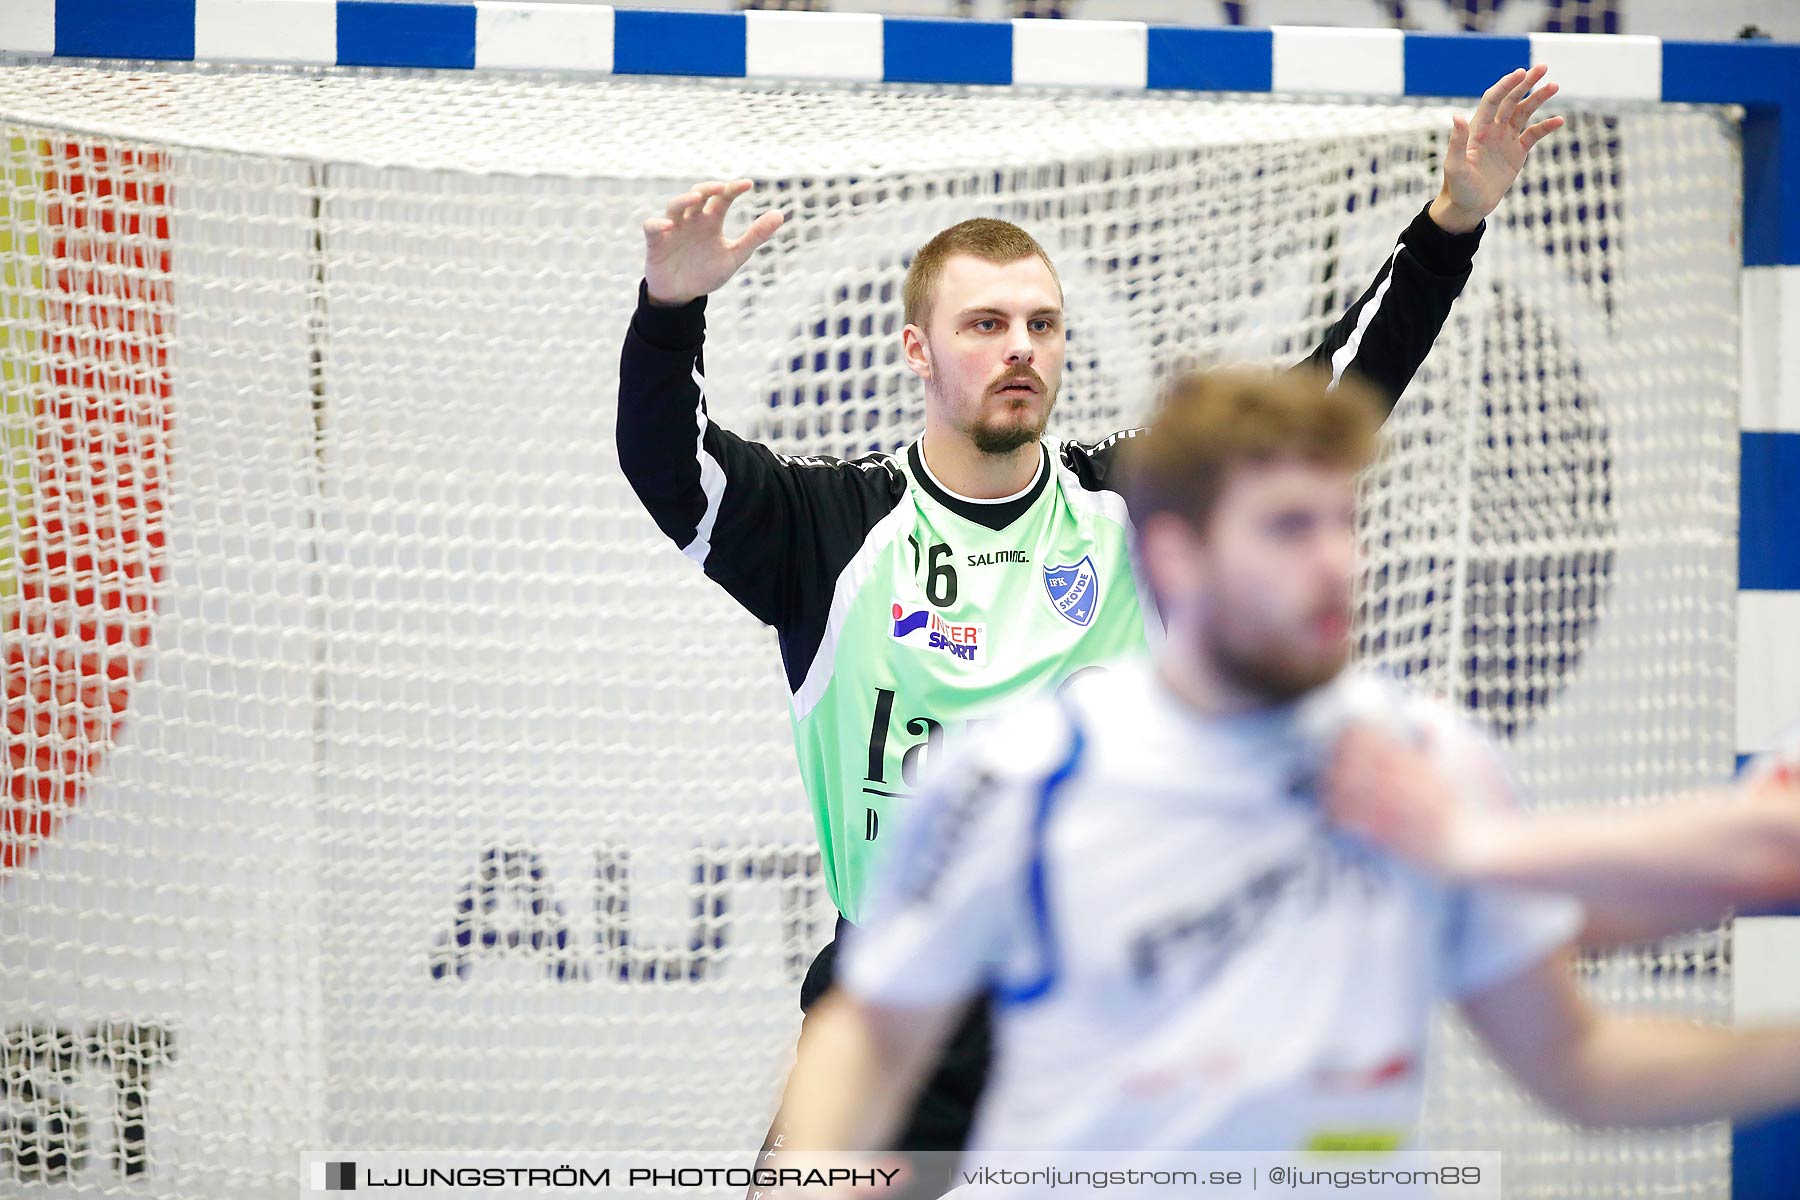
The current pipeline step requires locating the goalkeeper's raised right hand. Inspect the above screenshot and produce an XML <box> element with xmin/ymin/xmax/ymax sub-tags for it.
<box><xmin>643</xmin><ymin>179</ymin><xmax>784</xmax><ymax>307</ymax></box>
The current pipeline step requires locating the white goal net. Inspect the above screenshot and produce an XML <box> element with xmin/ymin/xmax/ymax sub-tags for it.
<box><xmin>0</xmin><ymin>62</ymin><xmax>1739</xmax><ymax>1197</ymax></box>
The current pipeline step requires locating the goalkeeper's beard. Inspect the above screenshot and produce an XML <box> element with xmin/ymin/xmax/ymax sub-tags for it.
<box><xmin>965</xmin><ymin>373</ymin><xmax>1056</xmax><ymax>456</ymax></box>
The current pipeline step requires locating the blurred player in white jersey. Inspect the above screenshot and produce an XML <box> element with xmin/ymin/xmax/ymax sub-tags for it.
<box><xmin>772</xmin><ymin>368</ymin><xmax>1800</xmax><ymax>1163</ymax></box>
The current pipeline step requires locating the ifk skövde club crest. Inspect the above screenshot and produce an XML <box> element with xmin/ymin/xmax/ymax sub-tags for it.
<box><xmin>1043</xmin><ymin>556</ymin><xmax>1099</xmax><ymax>627</ymax></box>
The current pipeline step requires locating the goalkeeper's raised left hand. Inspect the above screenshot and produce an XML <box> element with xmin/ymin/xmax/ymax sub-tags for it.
<box><xmin>1429</xmin><ymin>65</ymin><xmax>1566</xmax><ymax>234</ymax></box>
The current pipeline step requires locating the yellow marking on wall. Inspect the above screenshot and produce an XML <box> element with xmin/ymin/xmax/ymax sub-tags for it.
<box><xmin>1304</xmin><ymin>1129</ymin><xmax>1405</xmax><ymax>1154</ymax></box>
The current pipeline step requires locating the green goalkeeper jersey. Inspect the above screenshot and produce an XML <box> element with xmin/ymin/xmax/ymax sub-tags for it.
<box><xmin>785</xmin><ymin>436</ymin><xmax>1153</xmax><ymax>921</ymax></box>
<box><xmin>617</xmin><ymin>204</ymin><xmax>1480</xmax><ymax>921</ymax></box>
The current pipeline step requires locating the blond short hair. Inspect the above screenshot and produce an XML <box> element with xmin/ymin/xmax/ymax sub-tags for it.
<box><xmin>902</xmin><ymin>218</ymin><xmax>1061</xmax><ymax>328</ymax></box>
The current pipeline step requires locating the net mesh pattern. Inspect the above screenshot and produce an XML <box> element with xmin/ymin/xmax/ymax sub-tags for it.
<box><xmin>0</xmin><ymin>64</ymin><xmax>1738</xmax><ymax>1198</ymax></box>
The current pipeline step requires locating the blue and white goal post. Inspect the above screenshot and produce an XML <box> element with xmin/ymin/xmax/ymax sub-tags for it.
<box><xmin>0</xmin><ymin>3</ymin><xmax>1796</xmax><ymax>1198</ymax></box>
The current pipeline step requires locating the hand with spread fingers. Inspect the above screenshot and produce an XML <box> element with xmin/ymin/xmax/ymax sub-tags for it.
<box><xmin>1430</xmin><ymin>64</ymin><xmax>1566</xmax><ymax>235</ymax></box>
<box><xmin>643</xmin><ymin>178</ymin><xmax>785</xmax><ymax>307</ymax></box>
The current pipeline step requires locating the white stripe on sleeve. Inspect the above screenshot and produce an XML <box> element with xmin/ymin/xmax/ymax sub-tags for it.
<box><xmin>679</xmin><ymin>365</ymin><xmax>728</xmax><ymax>565</ymax></box>
<box><xmin>1328</xmin><ymin>247</ymin><xmax>1400</xmax><ymax>391</ymax></box>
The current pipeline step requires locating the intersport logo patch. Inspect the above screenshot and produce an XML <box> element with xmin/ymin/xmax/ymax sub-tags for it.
<box><xmin>890</xmin><ymin>603</ymin><xmax>985</xmax><ymax>665</ymax></box>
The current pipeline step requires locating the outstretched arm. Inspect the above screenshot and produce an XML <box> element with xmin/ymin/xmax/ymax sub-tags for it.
<box><xmin>619</xmin><ymin>181</ymin><xmax>790</xmax><ymax>617</ymax></box>
<box><xmin>1464</xmin><ymin>947</ymin><xmax>1800</xmax><ymax>1128</ymax></box>
<box><xmin>1296</xmin><ymin>66</ymin><xmax>1565</xmax><ymax>402</ymax></box>
<box><xmin>619</xmin><ymin>181</ymin><xmax>903</xmax><ymax>653</ymax></box>
<box><xmin>1327</xmin><ymin>725</ymin><xmax>1800</xmax><ymax>946</ymax></box>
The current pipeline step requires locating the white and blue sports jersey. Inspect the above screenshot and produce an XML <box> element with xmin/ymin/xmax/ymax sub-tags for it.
<box><xmin>838</xmin><ymin>662</ymin><xmax>1581</xmax><ymax>1152</ymax></box>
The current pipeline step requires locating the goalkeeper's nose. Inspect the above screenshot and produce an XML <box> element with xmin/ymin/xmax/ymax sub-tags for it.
<box><xmin>1004</xmin><ymin>330</ymin><xmax>1035</xmax><ymax>366</ymax></box>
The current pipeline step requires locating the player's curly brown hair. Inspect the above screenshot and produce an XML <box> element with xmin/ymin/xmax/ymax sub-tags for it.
<box><xmin>1119</xmin><ymin>368</ymin><xmax>1384</xmax><ymax>533</ymax></box>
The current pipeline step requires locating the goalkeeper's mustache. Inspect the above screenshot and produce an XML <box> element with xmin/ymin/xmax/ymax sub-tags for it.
<box><xmin>986</xmin><ymin>365</ymin><xmax>1048</xmax><ymax>400</ymax></box>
